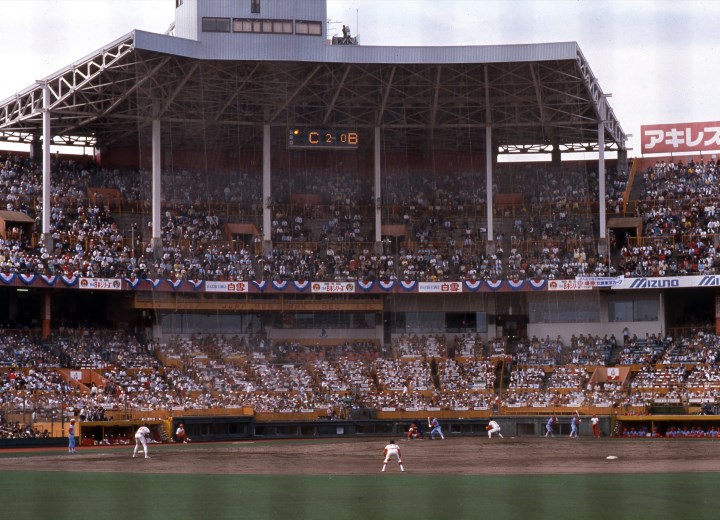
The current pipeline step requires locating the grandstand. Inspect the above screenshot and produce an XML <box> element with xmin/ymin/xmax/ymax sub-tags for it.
<box><xmin>1</xmin><ymin>0</ymin><xmax>719</xmax><ymax>444</ymax></box>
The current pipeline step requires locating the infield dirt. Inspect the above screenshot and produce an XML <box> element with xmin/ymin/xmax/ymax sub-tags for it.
<box><xmin>2</xmin><ymin>436</ymin><xmax>720</xmax><ymax>475</ymax></box>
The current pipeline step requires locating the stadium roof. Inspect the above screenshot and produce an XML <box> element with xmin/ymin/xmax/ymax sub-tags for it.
<box><xmin>0</xmin><ymin>30</ymin><xmax>626</xmax><ymax>155</ymax></box>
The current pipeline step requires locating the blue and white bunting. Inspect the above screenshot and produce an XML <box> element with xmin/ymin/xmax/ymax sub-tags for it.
<box><xmin>528</xmin><ymin>279</ymin><xmax>547</xmax><ymax>290</ymax></box>
<box><xmin>19</xmin><ymin>274</ymin><xmax>36</xmax><ymax>285</ymax></box>
<box><xmin>40</xmin><ymin>275</ymin><xmax>57</xmax><ymax>286</ymax></box>
<box><xmin>125</xmin><ymin>277</ymin><xmax>142</xmax><ymax>289</ymax></box>
<box><xmin>146</xmin><ymin>279</ymin><xmax>163</xmax><ymax>289</ymax></box>
<box><xmin>464</xmin><ymin>280</ymin><xmax>482</xmax><ymax>292</ymax></box>
<box><xmin>188</xmin><ymin>280</ymin><xmax>204</xmax><ymax>290</ymax></box>
<box><xmin>61</xmin><ymin>276</ymin><xmax>78</xmax><ymax>287</ymax></box>
<box><xmin>486</xmin><ymin>280</ymin><xmax>503</xmax><ymax>291</ymax></box>
<box><xmin>400</xmin><ymin>280</ymin><xmax>417</xmax><ymax>291</ymax></box>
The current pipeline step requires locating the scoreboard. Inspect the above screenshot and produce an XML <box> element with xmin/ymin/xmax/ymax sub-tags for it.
<box><xmin>288</xmin><ymin>128</ymin><xmax>359</xmax><ymax>149</ymax></box>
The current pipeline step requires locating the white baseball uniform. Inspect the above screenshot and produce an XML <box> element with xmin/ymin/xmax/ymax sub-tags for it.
<box><xmin>383</xmin><ymin>442</ymin><xmax>401</xmax><ymax>463</ymax></box>
<box><xmin>488</xmin><ymin>420</ymin><xmax>503</xmax><ymax>438</ymax></box>
<box><xmin>133</xmin><ymin>426</ymin><xmax>151</xmax><ymax>458</ymax></box>
<box><xmin>382</xmin><ymin>441</ymin><xmax>404</xmax><ymax>472</ymax></box>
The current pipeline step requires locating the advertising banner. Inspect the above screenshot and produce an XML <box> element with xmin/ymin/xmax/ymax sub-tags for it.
<box><xmin>547</xmin><ymin>279</ymin><xmax>596</xmax><ymax>291</ymax></box>
<box><xmin>574</xmin><ymin>276</ymin><xmax>624</xmax><ymax>288</ymax></box>
<box><xmin>641</xmin><ymin>121</ymin><xmax>720</xmax><ymax>154</ymax></box>
<box><xmin>612</xmin><ymin>275</ymin><xmax>720</xmax><ymax>289</ymax></box>
<box><xmin>205</xmin><ymin>281</ymin><xmax>249</xmax><ymax>293</ymax></box>
<box><xmin>418</xmin><ymin>282</ymin><xmax>463</xmax><ymax>293</ymax></box>
<box><xmin>311</xmin><ymin>282</ymin><xmax>356</xmax><ymax>293</ymax></box>
<box><xmin>78</xmin><ymin>278</ymin><xmax>122</xmax><ymax>290</ymax></box>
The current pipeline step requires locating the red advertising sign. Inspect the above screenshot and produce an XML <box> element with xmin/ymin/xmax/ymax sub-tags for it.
<box><xmin>641</xmin><ymin>121</ymin><xmax>720</xmax><ymax>154</ymax></box>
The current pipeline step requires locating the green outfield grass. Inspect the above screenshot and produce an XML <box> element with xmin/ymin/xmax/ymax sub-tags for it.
<box><xmin>2</xmin><ymin>470</ymin><xmax>720</xmax><ymax>520</ymax></box>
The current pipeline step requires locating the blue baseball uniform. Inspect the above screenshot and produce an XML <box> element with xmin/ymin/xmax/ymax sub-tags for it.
<box><xmin>545</xmin><ymin>416</ymin><xmax>556</xmax><ymax>437</ymax></box>
<box><xmin>570</xmin><ymin>415</ymin><xmax>580</xmax><ymax>438</ymax></box>
<box><xmin>429</xmin><ymin>417</ymin><xmax>444</xmax><ymax>440</ymax></box>
<box><xmin>68</xmin><ymin>421</ymin><xmax>76</xmax><ymax>453</ymax></box>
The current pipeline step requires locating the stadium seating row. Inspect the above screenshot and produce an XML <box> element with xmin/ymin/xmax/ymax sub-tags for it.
<box><xmin>3</xmin><ymin>328</ymin><xmax>720</xmax><ymax>438</ymax></box>
<box><xmin>3</xmin><ymin>155</ymin><xmax>720</xmax><ymax>282</ymax></box>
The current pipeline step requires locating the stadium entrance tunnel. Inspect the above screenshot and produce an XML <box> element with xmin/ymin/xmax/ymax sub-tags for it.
<box><xmin>663</xmin><ymin>288</ymin><xmax>714</xmax><ymax>333</ymax></box>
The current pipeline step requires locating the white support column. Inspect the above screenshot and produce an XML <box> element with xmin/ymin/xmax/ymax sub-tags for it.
<box><xmin>41</xmin><ymin>83</ymin><xmax>51</xmax><ymax>248</ymax></box>
<box><xmin>660</xmin><ymin>292</ymin><xmax>666</xmax><ymax>337</ymax></box>
<box><xmin>151</xmin><ymin>119</ymin><xmax>162</xmax><ymax>254</ymax></box>
<box><xmin>374</xmin><ymin>127</ymin><xmax>382</xmax><ymax>243</ymax></box>
<box><xmin>484</xmin><ymin>65</ymin><xmax>494</xmax><ymax>251</ymax></box>
<box><xmin>598</xmin><ymin>121</ymin><xmax>607</xmax><ymax>242</ymax></box>
<box><xmin>485</xmin><ymin>126</ymin><xmax>494</xmax><ymax>244</ymax></box>
<box><xmin>263</xmin><ymin>124</ymin><xmax>272</xmax><ymax>244</ymax></box>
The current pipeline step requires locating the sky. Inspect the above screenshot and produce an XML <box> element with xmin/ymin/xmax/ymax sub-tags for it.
<box><xmin>1</xmin><ymin>0</ymin><xmax>719</xmax><ymax>157</ymax></box>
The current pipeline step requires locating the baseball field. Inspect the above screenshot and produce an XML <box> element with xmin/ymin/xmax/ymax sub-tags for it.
<box><xmin>1</xmin><ymin>436</ymin><xmax>719</xmax><ymax>519</ymax></box>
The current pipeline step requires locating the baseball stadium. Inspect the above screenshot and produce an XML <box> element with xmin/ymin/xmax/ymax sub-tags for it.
<box><xmin>1</xmin><ymin>1</ymin><xmax>720</xmax><ymax>518</ymax></box>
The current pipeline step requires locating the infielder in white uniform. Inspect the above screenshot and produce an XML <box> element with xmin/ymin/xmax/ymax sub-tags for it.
<box><xmin>487</xmin><ymin>419</ymin><xmax>504</xmax><ymax>438</ymax></box>
<box><xmin>382</xmin><ymin>440</ymin><xmax>405</xmax><ymax>472</ymax></box>
<box><xmin>133</xmin><ymin>424</ymin><xmax>151</xmax><ymax>459</ymax></box>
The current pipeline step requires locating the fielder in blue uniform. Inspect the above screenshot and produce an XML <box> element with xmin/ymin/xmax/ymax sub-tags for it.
<box><xmin>68</xmin><ymin>419</ymin><xmax>76</xmax><ymax>453</ymax></box>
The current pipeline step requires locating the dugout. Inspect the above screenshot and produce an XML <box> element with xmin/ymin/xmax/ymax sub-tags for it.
<box><xmin>0</xmin><ymin>437</ymin><xmax>67</xmax><ymax>449</ymax></box>
<box><xmin>165</xmin><ymin>415</ymin><xmax>614</xmax><ymax>442</ymax></box>
<box><xmin>77</xmin><ymin>419</ymin><xmax>166</xmax><ymax>446</ymax></box>
<box><xmin>0</xmin><ymin>415</ymin><xmax>616</xmax><ymax>447</ymax></box>
<box><xmin>248</xmin><ymin>416</ymin><xmax>613</xmax><ymax>439</ymax></box>
<box><xmin>170</xmin><ymin>416</ymin><xmax>254</xmax><ymax>442</ymax></box>
<box><xmin>612</xmin><ymin>414</ymin><xmax>720</xmax><ymax>437</ymax></box>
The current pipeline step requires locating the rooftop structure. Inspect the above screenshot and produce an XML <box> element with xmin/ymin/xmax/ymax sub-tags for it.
<box><xmin>0</xmin><ymin>0</ymin><xmax>625</xmax><ymax>156</ymax></box>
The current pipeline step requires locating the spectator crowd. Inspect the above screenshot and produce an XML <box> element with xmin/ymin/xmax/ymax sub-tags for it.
<box><xmin>3</xmin><ymin>327</ymin><xmax>720</xmax><ymax>438</ymax></box>
<box><xmin>3</xmin><ymin>154</ymin><xmax>720</xmax><ymax>283</ymax></box>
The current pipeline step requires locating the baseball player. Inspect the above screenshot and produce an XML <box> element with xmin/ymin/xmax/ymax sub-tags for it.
<box><xmin>487</xmin><ymin>418</ymin><xmax>503</xmax><ymax>438</ymax></box>
<box><xmin>428</xmin><ymin>416</ymin><xmax>444</xmax><ymax>440</ymax></box>
<box><xmin>570</xmin><ymin>411</ymin><xmax>581</xmax><ymax>438</ymax></box>
<box><xmin>382</xmin><ymin>440</ymin><xmax>404</xmax><ymax>472</ymax></box>
<box><xmin>176</xmin><ymin>423</ymin><xmax>188</xmax><ymax>443</ymax></box>
<box><xmin>68</xmin><ymin>419</ymin><xmax>76</xmax><ymax>453</ymax></box>
<box><xmin>407</xmin><ymin>423</ymin><xmax>420</xmax><ymax>440</ymax></box>
<box><xmin>133</xmin><ymin>424</ymin><xmax>152</xmax><ymax>459</ymax></box>
<box><xmin>545</xmin><ymin>414</ymin><xmax>557</xmax><ymax>437</ymax></box>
